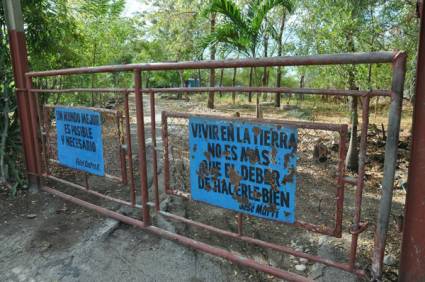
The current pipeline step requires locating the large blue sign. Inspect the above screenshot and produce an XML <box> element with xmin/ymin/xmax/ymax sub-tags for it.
<box><xmin>189</xmin><ymin>116</ymin><xmax>297</xmax><ymax>223</ymax></box>
<box><xmin>55</xmin><ymin>107</ymin><xmax>104</xmax><ymax>176</ymax></box>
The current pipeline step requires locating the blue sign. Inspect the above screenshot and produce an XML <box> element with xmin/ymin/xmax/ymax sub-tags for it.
<box><xmin>189</xmin><ymin>116</ymin><xmax>297</xmax><ymax>223</ymax></box>
<box><xmin>55</xmin><ymin>107</ymin><xmax>104</xmax><ymax>176</ymax></box>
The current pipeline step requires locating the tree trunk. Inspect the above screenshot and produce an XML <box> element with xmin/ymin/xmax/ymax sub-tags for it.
<box><xmin>262</xmin><ymin>35</ymin><xmax>268</xmax><ymax>102</ymax></box>
<box><xmin>345</xmin><ymin>94</ymin><xmax>359</xmax><ymax>172</ymax></box>
<box><xmin>219</xmin><ymin>68</ymin><xmax>224</xmax><ymax>98</ymax></box>
<box><xmin>345</xmin><ymin>31</ymin><xmax>359</xmax><ymax>172</ymax></box>
<box><xmin>91</xmin><ymin>41</ymin><xmax>97</xmax><ymax>106</ymax></box>
<box><xmin>232</xmin><ymin>67</ymin><xmax>237</xmax><ymax>104</ymax></box>
<box><xmin>207</xmin><ymin>14</ymin><xmax>216</xmax><ymax>109</ymax></box>
<box><xmin>294</xmin><ymin>74</ymin><xmax>304</xmax><ymax>102</ymax></box>
<box><xmin>248</xmin><ymin>67</ymin><xmax>253</xmax><ymax>102</ymax></box>
<box><xmin>0</xmin><ymin>85</ymin><xmax>9</xmax><ymax>182</ymax></box>
<box><xmin>275</xmin><ymin>13</ymin><xmax>286</xmax><ymax>108</ymax></box>
<box><xmin>178</xmin><ymin>70</ymin><xmax>184</xmax><ymax>100</ymax></box>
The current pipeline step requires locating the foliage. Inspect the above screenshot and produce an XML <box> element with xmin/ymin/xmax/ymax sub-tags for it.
<box><xmin>0</xmin><ymin>0</ymin><xmax>420</xmax><ymax>192</ymax></box>
<box><xmin>201</xmin><ymin>0</ymin><xmax>294</xmax><ymax>57</ymax></box>
<box><xmin>293</xmin><ymin>0</ymin><xmax>418</xmax><ymax>96</ymax></box>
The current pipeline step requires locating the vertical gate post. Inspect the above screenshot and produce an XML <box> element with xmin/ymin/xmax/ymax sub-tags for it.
<box><xmin>371</xmin><ymin>51</ymin><xmax>407</xmax><ymax>279</ymax></box>
<box><xmin>2</xmin><ymin>0</ymin><xmax>39</xmax><ymax>190</ymax></box>
<box><xmin>134</xmin><ymin>69</ymin><xmax>151</xmax><ymax>226</ymax></box>
<box><xmin>399</xmin><ymin>2</ymin><xmax>425</xmax><ymax>280</ymax></box>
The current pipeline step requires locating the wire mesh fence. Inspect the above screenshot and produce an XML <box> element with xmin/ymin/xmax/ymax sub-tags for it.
<box><xmin>42</xmin><ymin>105</ymin><xmax>125</xmax><ymax>185</ymax></box>
<box><xmin>163</xmin><ymin>113</ymin><xmax>346</xmax><ymax>233</ymax></box>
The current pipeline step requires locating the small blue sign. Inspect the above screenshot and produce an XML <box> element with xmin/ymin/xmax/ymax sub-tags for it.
<box><xmin>55</xmin><ymin>107</ymin><xmax>104</xmax><ymax>176</ymax></box>
<box><xmin>189</xmin><ymin>116</ymin><xmax>297</xmax><ymax>223</ymax></box>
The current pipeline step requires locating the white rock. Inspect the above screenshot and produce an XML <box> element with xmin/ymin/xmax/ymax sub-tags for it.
<box><xmin>11</xmin><ymin>267</ymin><xmax>22</xmax><ymax>274</ymax></box>
<box><xmin>295</xmin><ymin>264</ymin><xmax>307</xmax><ymax>272</ymax></box>
<box><xmin>384</xmin><ymin>255</ymin><xmax>397</xmax><ymax>266</ymax></box>
<box><xmin>299</xmin><ymin>258</ymin><xmax>308</xmax><ymax>263</ymax></box>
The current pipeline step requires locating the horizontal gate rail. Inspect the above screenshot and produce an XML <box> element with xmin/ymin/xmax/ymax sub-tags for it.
<box><xmin>23</xmin><ymin>86</ymin><xmax>393</xmax><ymax>97</ymax></box>
<box><xmin>24</xmin><ymin>51</ymin><xmax>406</xmax><ymax>281</ymax></box>
<box><xmin>26</xmin><ymin>51</ymin><xmax>396</xmax><ymax>77</ymax></box>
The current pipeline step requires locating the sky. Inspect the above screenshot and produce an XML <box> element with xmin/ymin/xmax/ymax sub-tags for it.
<box><xmin>123</xmin><ymin>0</ymin><xmax>147</xmax><ymax>17</ymax></box>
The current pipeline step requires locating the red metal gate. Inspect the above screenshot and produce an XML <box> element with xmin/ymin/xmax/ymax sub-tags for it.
<box><xmin>22</xmin><ymin>51</ymin><xmax>406</xmax><ymax>281</ymax></box>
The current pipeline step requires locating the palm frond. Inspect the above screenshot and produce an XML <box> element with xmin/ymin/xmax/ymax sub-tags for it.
<box><xmin>203</xmin><ymin>0</ymin><xmax>248</xmax><ymax>32</ymax></box>
<box><xmin>250</xmin><ymin>0</ymin><xmax>294</xmax><ymax>34</ymax></box>
<box><xmin>199</xmin><ymin>22</ymin><xmax>250</xmax><ymax>52</ymax></box>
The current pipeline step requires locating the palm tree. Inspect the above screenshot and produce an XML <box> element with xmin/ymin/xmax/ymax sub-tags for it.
<box><xmin>202</xmin><ymin>0</ymin><xmax>294</xmax><ymax>114</ymax></box>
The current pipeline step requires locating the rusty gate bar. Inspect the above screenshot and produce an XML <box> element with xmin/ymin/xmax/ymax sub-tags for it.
<box><xmin>149</xmin><ymin>91</ymin><xmax>160</xmax><ymax>211</ymax></box>
<box><xmin>23</xmin><ymin>51</ymin><xmax>406</xmax><ymax>281</ymax></box>
<box><xmin>116</xmin><ymin>112</ymin><xmax>128</xmax><ymax>185</ymax></box>
<box><xmin>161</xmin><ymin>111</ymin><xmax>171</xmax><ymax>195</ymax></box>
<box><xmin>335</xmin><ymin>125</ymin><xmax>348</xmax><ymax>237</ymax></box>
<box><xmin>25</xmin><ymin>76</ymin><xmax>43</xmax><ymax>178</ymax></box>
<box><xmin>152</xmin><ymin>207</ymin><xmax>366</xmax><ymax>276</ymax></box>
<box><xmin>45</xmin><ymin>174</ymin><xmax>140</xmax><ymax>208</ymax></box>
<box><xmin>42</xmin><ymin>106</ymin><xmax>51</xmax><ymax>174</ymax></box>
<box><xmin>40</xmin><ymin>185</ymin><xmax>310</xmax><ymax>282</ymax></box>
<box><xmin>3</xmin><ymin>0</ymin><xmax>40</xmax><ymax>190</ymax></box>
<box><xmin>399</xmin><ymin>1</ymin><xmax>425</xmax><ymax>280</ymax></box>
<box><xmin>372</xmin><ymin>52</ymin><xmax>407</xmax><ymax>279</ymax></box>
<box><xmin>162</xmin><ymin>111</ymin><xmax>347</xmax><ymax>131</ymax></box>
<box><xmin>134</xmin><ymin>69</ymin><xmax>150</xmax><ymax>225</ymax></box>
<box><xmin>25</xmin><ymin>86</ymin><xmax>392</xmax><ymax>97</ymax></box>
<box><xmin>43</xmin><ymin>104</ymin><xmax>119</xmax><ymax>114</ymax></box>
<box><xmin>124</xmin><ymin>92</ymin><xmax>136</xmax><ymax>207</ymax></box>
<box><xmin>349</xmin><ymin>96</ymin><xmax>371</xmax><ymax>269</ymax></box>
<box><xmin>26</xmin><ymin>51</ymin><xmax>396</xmax><ymax>77</ymax></box>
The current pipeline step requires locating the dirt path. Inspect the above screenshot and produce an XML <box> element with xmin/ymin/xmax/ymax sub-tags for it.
<box><xmin>0</xmin><ymin>190</ymin><xmax>252</xmax><ymax>282</ymax></box>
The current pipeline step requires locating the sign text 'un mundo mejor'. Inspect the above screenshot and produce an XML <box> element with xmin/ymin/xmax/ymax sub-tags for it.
<box><xmin>55</xmin><ymin>107</ymin><xmax>104</xmax><ymax>176</ymax></box>
<box><xmin>189</xmin><ymin>116</ymin><xmax>297</xmax><ymax>223</ymax></box>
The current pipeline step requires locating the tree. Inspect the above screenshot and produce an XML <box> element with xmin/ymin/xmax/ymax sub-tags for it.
<box><xmin>273</xmin><ymin>7</ymin><xmax>288</xmax><ymax>108</ymax></box>
<box><xmin>295</xmin><ymin>0</ymin><xmax>380</xmax><ymax>172</ymax></box>
<box><xmin>208</xmin><ymin>13</ymin><xmax>216</xmax><ymax>109</ymax></box>
<box><xmin>202</xmin><ymin>0</ymin><xmax>294</xmax><ymax>113</ymax></box>
<box><xmin>0</xmin><ymin>0</ymin><xmax>82</xmax><ymax>194</ymax></box>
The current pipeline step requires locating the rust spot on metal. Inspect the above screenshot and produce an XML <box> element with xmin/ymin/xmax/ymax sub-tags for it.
<box><xmin>265</xmin><ymin>169</ymin><xmax>279</xmax><ymax>192</ymax></box>
<box><xmin>271</xmin><ymin>146</ymin><xmax>277</xmax><ymax>164</ymax></box>
<box><xmin>252</xmin><ymin>127</ymin><xmax>260</xmax><ymax>137</ymax></box>
<box><xmin>197</xmin><ymin>162</ymin><xmax>209</xmax><ymax>180</ymax></box>
<box><xmin>289</xmin><ymin>133</ymin><xmax>297</xmax><ymax>152</ymax></box>
<box><xmin>204</xmin><ymin>151</ymin><xmax>211</xmax><ymax>161</ymax></box>
<box><xmin>284</xmin><ymin>154</ymin><xmax>290</xmax><ymax>168</ymax></box>
<box><xmin>282</xmin><ymin>168</ymin><xmax>296</xmax><ymax>186</ymax></box>
<box><xmin>265</xmin><ymin>204</ymin><xmax>277</xmax><ymax>214</ymax></box>
<box><xmin>253</xmin><ymin>189</ymin><xmax>261</xmax><ymax>200</ymax></box>
<box><xmin>245</xmin><ymin>148</ymin><xmax>259</xmax><ymax>164</ymax></box>
<box><xmin>229</xmin><ymin>167</ymin><xmax>250</xmax><ymax>205</ymax></box>
<box><xmin>229</xmin><ymin>167</ymin><xmax>242</xmax><ymax>188</ymax></box>
<box><xmin>222</xmin><ymin>150</ymin><xmax>230</xmax><ymax>157</ymax></box>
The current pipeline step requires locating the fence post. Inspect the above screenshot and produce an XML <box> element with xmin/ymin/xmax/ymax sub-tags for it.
<box><xmin>399</xmin><ymin>2</ymin><xmax>425</xmax><ymax>280</ymax></box>
<box><xmin>134</xmin><ymin>69</ymin><xmax>151</xmax><ymax>225</ymax></box>
<box><xmin>2</xmin><ymin>0</ymin><xmax>39</xmax><ymax>191</ymax></box>
<box><xmin>371</xmin><ymin>51</ymin><xmax>407</xmax><ymax>280</ymax></box>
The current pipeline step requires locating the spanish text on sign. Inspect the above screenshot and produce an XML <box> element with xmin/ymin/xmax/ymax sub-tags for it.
<box><xmin>55</xmin><ymin>107</ymin><xmax>104</xmax><ymax>176</ymax></box>
<box><xmin>189</xmin><ymin>116</ymin><xmax>297</xmax><ymax>223</ymax></box>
